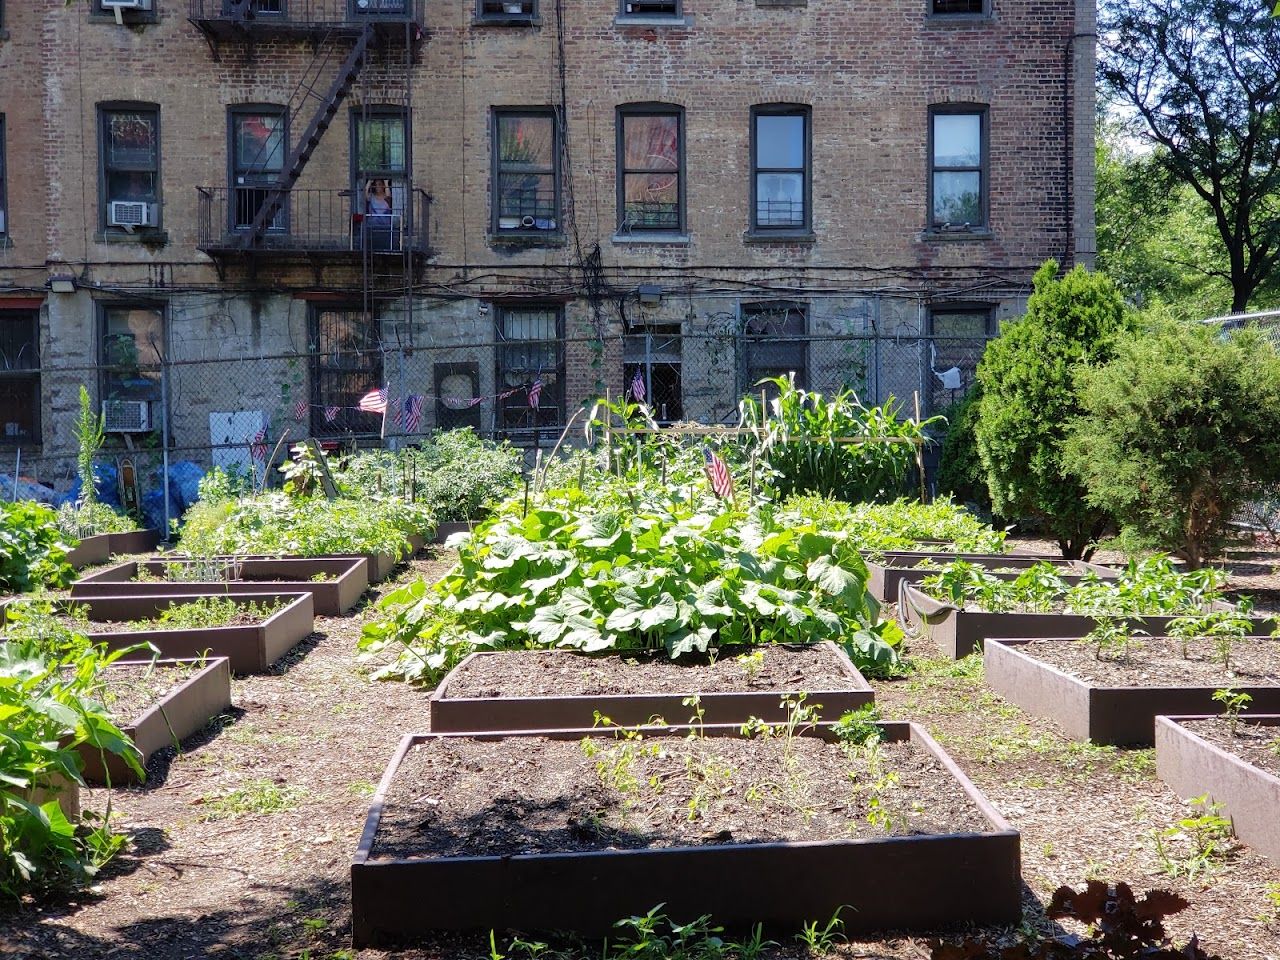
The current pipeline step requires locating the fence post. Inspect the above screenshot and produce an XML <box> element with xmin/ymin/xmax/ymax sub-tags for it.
<box><xmin>161</xmin><ymin>346</ymin><xmax>172</xmax><ymax>537</ymax></box>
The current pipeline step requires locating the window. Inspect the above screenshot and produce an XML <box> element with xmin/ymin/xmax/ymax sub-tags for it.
<box><xmin>932</xmin><ymin>0</ymin><xmax>986</xmax><ymax>13</ymax></box>
<box><xmin>229</xmin><ymin>107</ymin><xmax>287</xmax><ymax>233</ymax></box>
<box><xmin>229</xmin><ymin>1</ymin><xmax>283</xmax><ymax>13</ymax></box>
<box><xmin>621</xmin><ymin>0</ymin><xmax>679</xmax><ymax>16</ymax></box>
<box><xmin>350</xmin><ymin>0</ymin><xmax>409</xmax><ymax>15</ymax></box>
<box><xmin>100</xmin><ymin>105</ymin><xmax>161</xmax><ymax>232</ymax></box>
<box><xmin>496</xmin><ymin>305</ymin><xmax>564</xmax><ymax>432</ymax></box>
<box><xmin>929</xmin><ymin>107</ymin><xmax>986</xmax><ymax>230</ymax></box>
<box><xmin>310</xmin><ymin>306</ymin><xmax>384</xmax><ymax>439</ymax></box>
<box><xmin>93</xmin><ymin>0</ymin><xmax>158</xmax><ymax>19</ymax></box>
<box><xmin>0</xmin><ymin>309</ymin><xmax>39</xmax><ymax>445</ymax></box>
<box><xmin>624</xmin><ymin>323</ymin><xmax>683</xmax><ymax>423</ymax></box>
<box><xmin>492</xmin><ymin>110</ymin><xmax>560</xmax><ymax>235</ymax></box>
<box><xmin>751</xmin><ymin>106</ymin><xmax>810</xmax><ymax>233</ymax></box>
<box><xmin>478</xmin><ymin>0</ymin><xmax>536</xmax><ymax>20</ymax></box>
<box><xmin>0</xmin><ymin>115</ymin><xmax>7</xmax><ymax>239</ymax></box>
<box><xmin>617</xmin><ymin>106</ymin><xmax>683</xmax><ymax>233</ymax></box>
<box><xmin>100</xmin><ymin>304</ymin><xmax>164</xmax><ymax>403</ymax></box>
<box><xmin>352</xmin><ymin>108</ymin><xmax>408</xmax><ymax>251</ymax></box>
<box><xmin>927</xmin><ymin>304</ymin><xmax>993</xmax><ymax>412</ymax></box>
<box><xmin>740</xmin><ymin>301</ymin><xmax>807</xmax><ymax>396</ymax></box>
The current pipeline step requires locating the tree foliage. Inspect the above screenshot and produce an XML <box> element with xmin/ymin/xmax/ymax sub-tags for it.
<box><xmin>1100</xmin><ymin>0</ymin><xmax>1280</xmax><ymax>312</ymax></box>
<box><xmin>974</xmin><ymin>262</ymin><xmax>1133</xmax><ymax>560</ymax></box>
<box><xmin>935</xmin><ymin>384</ymin><xmax>992</xmax><ymax>513</ymax></box>
<box><xmin>1065</xmin><ymin>317</ymin><xmax>1280</xmax><ymax>568</ymax></box>
<box><xmin>1095</xmin><ymin>124</ymin><xmax>1240</xmax><ymax>316</ymax></box>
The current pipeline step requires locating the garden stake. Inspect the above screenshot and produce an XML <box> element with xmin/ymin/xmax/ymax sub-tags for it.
<box><xmin>522</xmin><ymin>472</ymin><xmax>531</xmax><ymax>518</ymax></box>
<box><xmin>913</xmin><ymin>391</ymin><xmax>927</xmax><ymax>504</ymax></box>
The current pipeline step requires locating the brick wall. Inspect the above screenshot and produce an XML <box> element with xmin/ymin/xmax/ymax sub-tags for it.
<box><xmin>0</xmin><ymin>0</ymin><xmax>1091</xmax><ymax>464</ymax></box>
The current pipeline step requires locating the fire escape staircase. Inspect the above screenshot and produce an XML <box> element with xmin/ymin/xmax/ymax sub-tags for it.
<box><xmin>238</xmin><ymin>21</ymin><xmax>375</xmax><ymax>251</ymax></box>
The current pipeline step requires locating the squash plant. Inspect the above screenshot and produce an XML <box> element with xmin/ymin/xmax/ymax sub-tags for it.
<box><xmin>0</xmin><ymin>501</ymin><xmax>75</xmax><ymax>593</ymax></box>
<box><xmin>0</xmin><ymin>636</ymin><xmax>145</xmax><ymax>899</ymax></box>
<box><xmin>363</xmin><ymin>480</ymin><xmax>903</xmax><ymax>684</ymax></box>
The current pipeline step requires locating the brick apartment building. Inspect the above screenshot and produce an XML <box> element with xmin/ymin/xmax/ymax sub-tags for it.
<box><xmin>0</xmin><ymin>0</ymin><xmax>1095</xmax><ymax>482</ymax></box>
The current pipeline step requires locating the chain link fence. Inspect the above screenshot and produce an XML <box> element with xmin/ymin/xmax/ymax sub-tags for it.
<box><xmin>2</xmin><ymin>330</ymin><xmax>992</xmax><ymax>527</ymax></box>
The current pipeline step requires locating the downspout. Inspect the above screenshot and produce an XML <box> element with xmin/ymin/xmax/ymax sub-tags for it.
<box><xmin>1064</xmin><ymin>27</ymin><xmax>1098</xmax><ymax>268</ymax></box>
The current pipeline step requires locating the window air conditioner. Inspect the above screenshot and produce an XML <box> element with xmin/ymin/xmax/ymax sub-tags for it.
<box><xmin>108</xmin><ymin>201</ymin><xmax>158</xmax><ymax>231</ymax></box>
<box><xmin>102</xmin><ymin>400</ymin><xmax>152</xmax><ymax>434</ymax></box>
<box><xmin>101</xmin><ymin>0</ymin><xmax>154</xmax><ymax>9</ymax></box>
<box><xmin>0</xmin><ymin>210</ymin><xmax>6</xmax><ymax>236</ymax></box>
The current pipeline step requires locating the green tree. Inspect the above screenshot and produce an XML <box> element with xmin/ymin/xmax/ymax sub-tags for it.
<box><xmin>974</xmin><ymin>261</ymin><xmax>1133</xmax><ymax>559</ymax></box>
<box><xmin>1065</xmin><ymin>316</ymin><xmax>1280</xmax><ymax>568</ymax></box>
<box><xmin>1100</xmin><ymin>0</ymin><xmax>1280</xmax><ymax>313</ymax></box>
<box><xmin>935</xmin><ymin>384</ymin><xmax>992</xmax><ymax>513</ymax></box>
<box><xmin>1095</xmin><ymin>124</ymin><xmax>1237</xmax><ymax>316</ymax></box>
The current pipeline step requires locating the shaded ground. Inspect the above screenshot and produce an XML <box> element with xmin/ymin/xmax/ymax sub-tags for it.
<box><xmin>1</xmin><ymin>545</ymin><xmax>1279</xmax><ymax>960</ymax></box>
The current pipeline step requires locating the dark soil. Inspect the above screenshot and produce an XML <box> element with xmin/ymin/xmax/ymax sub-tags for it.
<box><xmin>76</xmin><ymin>607</ymin><xmax>278</xmax><ymax>634</ymax></box>
<box><xmin>1177</xmin><ymin>717</ymin><xmax>1280</xmax><ymax>778</ymax></box>
<box><xmin>442</xmin><ymin>645</ymin><xmax>860</xmax><ymax>699</ymax></box>
<box><xmin>93</xmin><ymin>662</ymin><xmax>202</xmax><ymax>725</ymax></box>
<box><xmin>372</xmin><ymin>732</ymin><xmax>991</xmax><ymax>860</ymax></box>
<box><xmin>1012</xmin><ymin>636</ymin><xmax>1280</xmax><ymax>686</ymax></box>
<box><xmin>4</xmin><ymin>539</ymin><xmax>1280</xmax><ymax>960</ymax></box>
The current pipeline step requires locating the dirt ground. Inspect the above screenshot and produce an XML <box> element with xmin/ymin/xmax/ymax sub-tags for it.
<box><xmin>1</xmin><ymin>543</ymin><xmax>1279</xmax><ymax>960</ymax></box>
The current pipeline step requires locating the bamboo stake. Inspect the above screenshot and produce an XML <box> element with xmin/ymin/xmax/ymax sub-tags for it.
<box><xmin>913</xmin><ymin>390</ymin><xmax>928</xmax><ymax>504</ymax></box>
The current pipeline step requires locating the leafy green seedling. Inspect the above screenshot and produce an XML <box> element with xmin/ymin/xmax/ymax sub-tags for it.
<box><xmin>1212</xmin><ymin>686</ymin><xmax>1253</xmax><ymax>737</ymax></box>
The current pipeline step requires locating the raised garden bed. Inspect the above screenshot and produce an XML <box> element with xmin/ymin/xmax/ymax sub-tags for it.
<box><xmin>81</xmin><ymin>657</ymin><xmax>232</xmax><ymax>785</ymax></box>
<box><xmin>868</xmin><ymin>553</ymin><xmax>1116</xmax><ymax>604</ymax></box>
<box><xmin>985</xmin><ymin>637</ymin><xmax>1280</xmax><ymax>746</ymax></box>
<box><xmin>350</xmin><ymin>721</ymin><xmax>1020</xmax><ymax>946</ymax></box>
<box><xmin>68</xmin><ymin>593</ymin><xmax>315</xmax><ymax>674</ymax></box>
<box><xmin>26</xmin><ymin>773</ymin><xmax>80</xmax><ymax>820</ymax></box>
<box><xmin>429</xmin><ymin>642</ymin><xmax>874</xmax><ymax>733</ymax></box>
<box><xmin>65</xmin><ymin>535</ymin><xmax>111</xmax><ymax>570</ymax></box>
<box><xmin>899</xmin><ymin>583</ymin><xmax>1240</xmax><ymax>659</ymax></box>
<box><xmin>1156</xmin><ymin>715</ymin><xmax>1280</xmax><ymax>860</ymax></box>
<box><xmin>109</xmin><ymin>528</ymin><xmax>163</xmax><ymax>555</ymax></box>
<box><xmin>70</xmin><ymin>557</ymin><xmax>369</xmax><ymax>616</ymax></box>
<box><xmin>432</xmin><ymin>521</ymin><xmax>471</xmax><ymax>545</ymax></box>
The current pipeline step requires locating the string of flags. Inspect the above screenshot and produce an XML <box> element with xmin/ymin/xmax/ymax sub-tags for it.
<box><xmin>277</xmin><ymin>379</ymin><xmax>548</xmax><ymax>426</ymax></box>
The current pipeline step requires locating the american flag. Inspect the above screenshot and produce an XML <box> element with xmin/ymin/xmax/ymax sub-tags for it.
<box><xmin>498</xmin><ymin>388</ymin><xmax>519</xmax><ymax>400</ymax></box>
<box><xmin>358</xmin><ymin>387</ymin><xmax>388</xmax><ymax>414</ymax></box>
<box><xmin>404</xmin><ymin>394</ymin><xmax>424</xmax><ymax>433</ymax></box>
<box><xmin>630</xmin><ymin>367</ymin><xmax>646</xmax><ymax>402</ymax></box>
<box><xmin>389</xmin><ymin>397</ymin><xmax>403</xmax><ymax>428</ymax></box>
<box><xmin>527</xmin><ymin>377</ymin><xmax>544</xmax><ymax>409</ymax></box>
<box><xmin>293</xmin><ymin>397</ymin><xmax>308</xmax><ymax>422</ymax></box>
<box><xmin>250</xmin><ymin>426</ymin><xmax>268</xmax><ymax>462</ymax></box>
<box><xmin>466</xmin><ymin>396</ymin><xmax>484</xmax><ymax>408</ymax></box>
<box><xmin>703</xmin><ymin>446</ymin><xmax>734</xmax><ymax>500</ymax></box>
<box><xmin>323</xmin><ymin>406</ymin><xmax>340</xmax><ymax>424</ymax></box>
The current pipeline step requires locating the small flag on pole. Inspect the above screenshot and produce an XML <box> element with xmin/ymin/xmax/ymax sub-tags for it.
<box><xmin>703</xmin><ymin>446</ymin><xmax>734</xmax><ymax>500</ymax></box>
<box><xmin>630</xmin><ymin>367</ymin><xmax>646</xmax><ymax>402</ymax></box>
<box><xmin>250</xmin><ymin>426</ymin><xmax>268</xmax><ymax>462</ymax></box>
<box><xmin>293</xmin><ymin>397</ymin><xmax>308</xmax><ymax>422</ymax></box>
<box><xmin>358</xmin><ymin>387</ymin><xmax>388</xmax><ymax>414</ymax></box>
<box><xmin>404</xmin><ymin>394</ymin><xmax>424</xmax><ymax>433</ymax></box>
<box><xmin>528</xmin><ymin>376</ymin><xmax>543</xmax><ymax>410</ymax></box>
<box><xmin>324</xmin><ymin>405</ymin><xmax>339</xmax><ymax>424</ymax></box>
